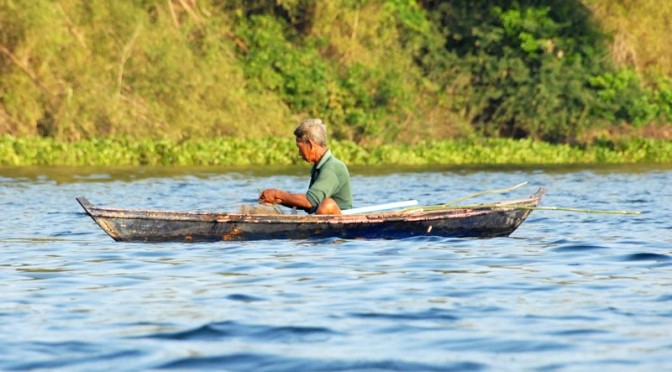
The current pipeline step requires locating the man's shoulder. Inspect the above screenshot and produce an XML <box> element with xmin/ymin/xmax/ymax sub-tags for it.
<box><xmin>325</xmin><ymin>154</ymin><xmax>348</xmax><ymax>173</ymax></box>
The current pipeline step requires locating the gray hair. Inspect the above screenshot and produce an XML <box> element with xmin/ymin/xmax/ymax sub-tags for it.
<box><xmin>294</xmin><ymin>118</ymin><xmax>327</xmax><ymax>146</ymax></box>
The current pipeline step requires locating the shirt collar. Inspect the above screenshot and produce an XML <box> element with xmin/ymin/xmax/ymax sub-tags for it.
<box><xmin>315</xmin><ymin>149</ymin><xmax>332</xmax><ymax>169</ymax></box>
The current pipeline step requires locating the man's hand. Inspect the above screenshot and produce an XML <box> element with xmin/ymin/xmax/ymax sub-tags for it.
<box><xmin>259</xmin><ymin>189</ymin><xmax>283</xmax><ymax>205</ymax></box>
<box><xmin>259</xmin><ymin>189</ymin><xmax>312</xmax><ymax>211</ymax></box>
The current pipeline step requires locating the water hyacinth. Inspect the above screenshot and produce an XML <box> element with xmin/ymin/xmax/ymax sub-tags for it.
<box><xmin>1</xmin><ymin>136</ymin><xmax>671</xmax><ymax>166</ymax></box>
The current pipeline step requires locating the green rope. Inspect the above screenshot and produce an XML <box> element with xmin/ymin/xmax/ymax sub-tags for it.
<box><xmin>506</xmin><ymin>205</ymin><xmax>640</xmax><ymax>215</ymax></box>
<box><xmin>415</xmin><ymin>203</ymin><xmax>641</xmax><ymax>215</ymax></box>
<box><xmin>402</xmin><ymin>181</ymin><xmax>641</xmax><ymax>215</ymax></box>
<box><xmin>402</xmin><ymin>181</ymin><xmax>529</xmax><ymax>212</ymax></box>
<box><xmin>442</xmin><ymin>181</ymin><xmax>529</xmax><ymax>207</ymax></box>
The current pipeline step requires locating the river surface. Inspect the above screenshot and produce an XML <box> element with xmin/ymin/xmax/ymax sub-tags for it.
<box><xmin>1</xmin><ymin>164</ymin><xmax>671</xmax><ymax>371</ymax></box>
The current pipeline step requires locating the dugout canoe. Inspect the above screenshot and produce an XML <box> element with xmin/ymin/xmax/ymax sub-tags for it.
<box><xmin>76</xmin><ymin>188</ymin><xmax>545</xmax><ymax>242</ymax></box>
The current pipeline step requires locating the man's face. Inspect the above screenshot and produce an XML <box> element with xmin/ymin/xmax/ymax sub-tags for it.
<box><xmin>296</xmin><ymin>139</ymin><xmax>311</xmax><ymax>162</ymax></box>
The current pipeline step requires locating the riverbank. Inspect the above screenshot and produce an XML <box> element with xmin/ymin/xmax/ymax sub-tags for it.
<box><xmin>3</xmin><ymin>2</ymin><xmax>672</xmax><ymax>145</ymax></box>
<box><xmin>2</xmin><ymin>136</ymin><xmax>670</xmax><ymax>166</ymax></box>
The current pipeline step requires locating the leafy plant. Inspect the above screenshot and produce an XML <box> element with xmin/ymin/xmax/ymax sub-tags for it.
<box><xmin>420</xmin><ymin>0</ymin><xmax>614</xmax><ymax>142</ymax></box>
<box><xmin>589</xmin><ymin>69</ymin><xmax>659</xmax><ymax>126</ymax></box>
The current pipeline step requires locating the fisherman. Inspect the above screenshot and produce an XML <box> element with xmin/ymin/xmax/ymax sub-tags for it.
<box><xmin>259</xmin><ymin>118</ymin><xmax>352</xmax><ymax>215</ymax></box>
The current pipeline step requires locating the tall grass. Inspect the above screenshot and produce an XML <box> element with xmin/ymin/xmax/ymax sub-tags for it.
<box><xmin>0</xmin><ymin>0</ymin><xmax>292</xmax><ymax>140</ymax></box>
<box><xmin>586</xmin><ymin>0</ymin><xmax>672</xmax><ymax>77</ymax></box>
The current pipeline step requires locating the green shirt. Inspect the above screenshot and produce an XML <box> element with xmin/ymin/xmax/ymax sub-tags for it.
<box><xmin>306</xmin><ymin>149</ymin><xmax>352</xmax><ymax>213</ymax></box>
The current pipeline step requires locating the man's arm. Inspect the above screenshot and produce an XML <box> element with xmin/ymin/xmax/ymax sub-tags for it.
<box><xmin>306</xmin><ymin>169</ymin><xmax>339</xmax><ymax>208</ymax></box>
<box><xmin>259</xmin><ymin>189</ymin><xmax>313</xmax><ymax>211</ymax></box>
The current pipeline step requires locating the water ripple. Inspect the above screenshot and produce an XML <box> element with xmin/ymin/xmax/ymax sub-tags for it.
<box><xmin>1</xmin><ymin>166</ymin><xmax>672</xmax><ymax>370</ymax></box>
<box><xmin>159</xmin><ymin>353</ymin><xmax>484</xmax><ymax>371</ymax></box>
<box><xmin>5</xmin><ymin>342</ymin><xmax>145</xmax><ymax>370</ymax></box>
<box><xmin>550</xmin><ymin>243</ymin><xmax>609</xmax><ymax>253</ymax></box>
<box><xmin>226</xmin><ymin>294</ymin><xmax>265</xmax><ymax>302</ymax></box>
<box><xmin>350</xmin><ymin>308</ymin><xmax>458</xmax><ymax>322</ymax></box>
<box><xmin>547</xmin><ymin>329</ymin><xmax>609</xmax><ymax>336</ymax></box>
<box><xmin>617</xmin><ymin>253</ymin><xmax>672</xmax><ymax>262</ymax></box>
<box><xmin>145</xmin><ymin>321</ymin><xmax>338</xmax><ymax>343</ymax></box>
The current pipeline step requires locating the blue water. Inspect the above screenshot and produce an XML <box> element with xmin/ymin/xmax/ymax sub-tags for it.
<box><xmin>1</xmin><ymin>165</ymin><xmax>671</xmax><ymax>371</ymax></box>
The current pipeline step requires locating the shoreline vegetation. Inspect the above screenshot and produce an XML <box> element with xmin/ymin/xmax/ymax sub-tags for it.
<box><xmin>2</xmin><ymin>136</ymin><xmax>670</xmax><ymax>166</ymax></box>
<box><xmin>2</xmin><ymin>1</ymin><xmax>672</xmax><ymax>166</ymax></box>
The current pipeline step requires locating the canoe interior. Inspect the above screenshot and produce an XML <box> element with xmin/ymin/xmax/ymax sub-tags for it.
<box><xmin>77</xmin><ymin>188</ymin><xmax>545</xmax><ymax>242</ymax></box>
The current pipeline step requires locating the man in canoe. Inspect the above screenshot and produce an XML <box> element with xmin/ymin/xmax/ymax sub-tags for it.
<box><xmin>259</xmin><ymin>118</ymin><xmax>352</xmax><ymax>215</ymax></box>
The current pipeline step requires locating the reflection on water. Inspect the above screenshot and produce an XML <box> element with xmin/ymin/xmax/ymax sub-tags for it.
<box><xmin>0</xmin><ymin>165</ymin><xmax>671</xmax><ymax>370</ymax></box>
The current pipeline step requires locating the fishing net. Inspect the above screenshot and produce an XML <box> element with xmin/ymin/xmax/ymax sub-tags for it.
<box><xmin>238</xmin><ymin>204</ymin><xmax>285</xmax><ymax>215</ymax></box>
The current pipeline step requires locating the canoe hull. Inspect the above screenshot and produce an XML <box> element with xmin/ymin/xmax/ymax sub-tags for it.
<box><xmin>77</xmin><ymin>189</ymin><xmax>544</xmax><ymax>242</ymax></box>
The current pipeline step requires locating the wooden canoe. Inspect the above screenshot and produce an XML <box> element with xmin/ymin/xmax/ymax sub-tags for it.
<box><xmin>77</xmin><ymin>188</ymin><xmax>545</xmax><ymax>242</ymax></box>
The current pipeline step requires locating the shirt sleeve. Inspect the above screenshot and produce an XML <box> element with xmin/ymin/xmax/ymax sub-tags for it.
<box><xmin>306</xmin><ymin>169</ymin><xmax>339</xmax><ymax>211</ymax></box>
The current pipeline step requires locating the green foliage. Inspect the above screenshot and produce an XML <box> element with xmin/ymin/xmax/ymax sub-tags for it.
<box><xmin>421</xmin><ymin>0</ymin><xmax>613</xmax><ymax>142</ymax></box>
<box><xmin>228</xmin><ymin>2</ymin><xmax>433</xmax><ymax>143</ymax></box>
<box><xmin>2</xmin><ymin>135</ymin><xmax>671</xmax><ymax>166</ymax></box>
<box><xmin>651</xmin><ymin>76</ymin><xmax>672</xmax><ymax>123</ymax></box>
<box><xmin>0</xmin><ymin>0</ymin><xmax>671</xmax><ymax>148</ymax></box>
<box><xmin>589</xmin><ymin>69</ymin><xmax>658</xmax><ymax>126</ymax></box>
<box><xmin>234</xmin><ymin>15</ymin><xmax>331</xmax><ymax>113</ymax></box>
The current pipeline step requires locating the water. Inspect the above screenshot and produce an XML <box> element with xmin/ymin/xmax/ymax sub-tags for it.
<box><xmin>1</xmin><ymin>165</ymin><xmax>671</xmax><ymax>371</ymax></box>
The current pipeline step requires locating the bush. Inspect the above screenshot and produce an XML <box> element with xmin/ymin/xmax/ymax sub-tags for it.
<box><xmin>589</xmin><ymin>69</ymin><xmax>658</xmax><ymax>126</ymax></box>
<box><xmin>422</xmin><ymin>1</ymin><xmax>615</xmax><ymax>142</ymax></box>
